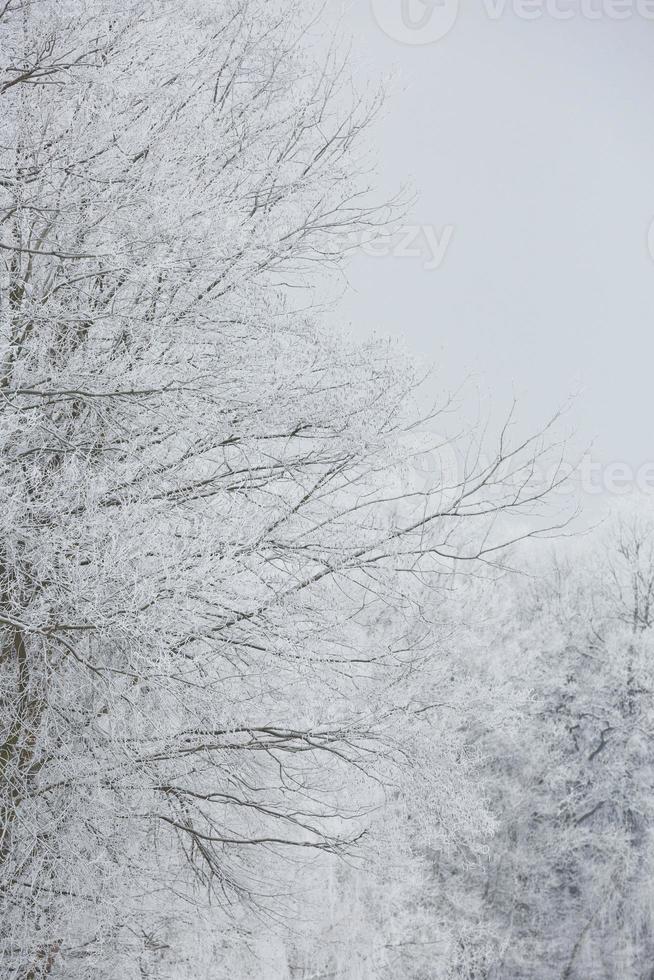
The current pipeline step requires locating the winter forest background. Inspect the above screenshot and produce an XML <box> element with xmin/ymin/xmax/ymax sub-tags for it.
<box><xmin>1</xmin><ymin>2</ymin><xmax>653</xmax><ymax>978</ymax></box>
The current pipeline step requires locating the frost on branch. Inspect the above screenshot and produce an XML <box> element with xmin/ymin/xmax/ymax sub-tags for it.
<box><xmin>0</xmin><ymin>2</ymin><xmax>566</xmax><ymax>977</ymax></box>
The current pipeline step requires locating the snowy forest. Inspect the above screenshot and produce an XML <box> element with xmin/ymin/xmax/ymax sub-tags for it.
<box><xmin>1</xmin><ymin>2</ymin><xmax>653</xmax><ymax>978</ymax></box>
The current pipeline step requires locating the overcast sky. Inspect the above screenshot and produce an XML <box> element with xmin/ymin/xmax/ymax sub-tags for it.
<box><xmin>338</xmin><ymin>2</ymin><xmax>654</xmax><ymax>505</ymax></box>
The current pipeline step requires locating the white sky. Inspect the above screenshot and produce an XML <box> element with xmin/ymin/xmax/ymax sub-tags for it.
<box><xmin>338</xmin><ymin>2</ymin><xmax>654</xmax><ymax>506</ymax></box>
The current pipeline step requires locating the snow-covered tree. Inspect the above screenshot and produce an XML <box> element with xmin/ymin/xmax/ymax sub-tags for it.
<box><xmin>432</xmin><ymin>510</ymin><xmax>654</xmax><ymax>980</ymax></box>
<box><xmin>0</xmin><ymin>2</ymin><xmax>565</xmax><ymax>976</ymax></box>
